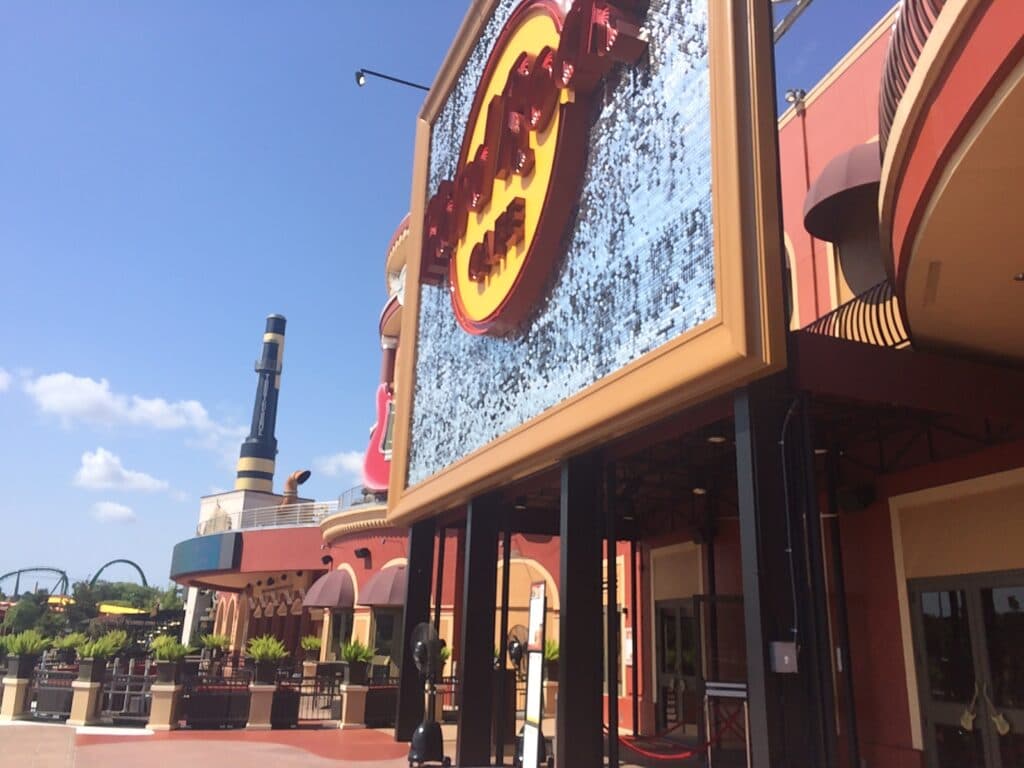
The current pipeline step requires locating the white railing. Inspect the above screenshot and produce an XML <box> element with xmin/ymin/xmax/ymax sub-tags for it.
<box><xmin>196</xmin><ymin>500</ymin><xmax>339</xmax><ymax>536</ymax></box>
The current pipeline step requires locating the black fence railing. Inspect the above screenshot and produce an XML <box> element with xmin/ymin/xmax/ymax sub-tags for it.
<box><xmin>30</xmin><ymin>667</ymin><xmax>76</xmax><ymax>721</ymax></box>
<box><xmin>277</xmin><ymin>675</ymin><xmax>342</xmax><ymax>722</ymax></box>
<box><xmin>181</xmin><ymin>673</ymin><xmax>252</xmax><ymax>729</ymax></box>
<box><xmin>801</xmin><ymin>280</ymin><xmax>910</xmax><ymax>349</ymax></box>
<box><xmin>101</xmin><ymin>665</ymin><xmax>156</xmax><ymax>725</ymax></box>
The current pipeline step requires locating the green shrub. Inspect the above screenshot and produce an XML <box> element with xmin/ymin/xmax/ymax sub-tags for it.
<box><xmin>52</xmin><ymin>632</ymin><xmax>88</xmax><ymax>651</ymax></box>
<box><xmin>8</xmin><ymin>630</ymin><xmax>50</xmax><ymax>656</ymax></box>
<box><xmin>246</xmin><ymin>635</ymin><xmax>288</xmax><ymax>662</ymax></box>
<box><xmin>151</xmin><ymin>638</ymin><xmax>190</xmax><ymax>662</ymax></box>
<box><xmin>300</xmin><ymin>635</ymin><xmax>322</xmax><ymax>652</ymax></box>
<box><xmin>199</xmin><ymin>633</ymin><xmax>230</xmax><ymax>651</ymax></box>
<box><xmin>339</xmin><ymin>639</ymin><xmax>374</xmax><ymax>664</ymax></box>
<box><xmin>77</xmin><ymin>630</ymin><xmax>128</xmax><ymax>660</ymax></box>
<box><xmin>543</xmin><ymin>639</ymin><xmax>559</xmax><ymax>662</ymax></box>
<box><xmin>149</xmin><ymin>634</ymin><xmax>191</xmax><ymax>660</ymax></box>
<box><xmin>440</xmin><ymin>644</ymin><xmax>451</xmax><ymax>666</ymax></box>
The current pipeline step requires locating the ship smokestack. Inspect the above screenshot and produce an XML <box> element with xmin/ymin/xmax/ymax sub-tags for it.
<box><xmin>234</xmin><ymin>314</ymin><xmax>286</xmax><ymax>492</ymax></box>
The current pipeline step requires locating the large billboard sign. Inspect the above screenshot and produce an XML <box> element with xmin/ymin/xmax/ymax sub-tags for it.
<box><xmin>389</xmin><ymin>0</ymin><xmax>785</xmax><ymax>523</ymax></box>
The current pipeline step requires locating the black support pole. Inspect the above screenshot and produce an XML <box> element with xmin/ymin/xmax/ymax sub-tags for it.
<box><xmin>557</xmin><ymin>452</ymin><xmax>606</xmax><ymax>768</ymax></box>
<box><xmin>396</xmin><ymin>518</ymin><xmax>436</xmax><ymax>741</ymax></box>
<box><xmin>495</xmin><ymin>516</ymin><xmax>513</xmax><ymax>765</ymax></box>
<box><xmin>826</xmin><ymin>446</ymin><xmax>862</xmax><ymax>768</ymax></box>
<box><xmin>434</xmin><ymin>525</ymin><xmax>447</xmax><ymax>633</ymax></box>
<box><xmin>734</xmin><ymin>380</ymin><xmax>837</xmax><ymax>768</ymax></box>
<box><xmin>605</xmin><ymin>463</ymin><xmax>620</xmax><ymax>767</ymax></box>
<box><xmin>737</xmin><ymin>387</ymin><xmax>774</xmax><ymax>765</ymax></box>
<box><xmin>457</xmin><ymin>495</ymin><xmax>500</xmax><ymax>767</ymax></box>
<box><xmin>799</xmin><ymin>394</ymin><xmax>838</xmax><ymax>768</ymax></box>
<box><xmin>630</xmin><ymin>539</ymin><xmax>640</xmax><ymax>738</ymax></box>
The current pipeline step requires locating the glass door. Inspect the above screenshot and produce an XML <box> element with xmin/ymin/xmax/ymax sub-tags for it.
<box><xmin>909</xmin><ymin>571</ymin><xmax>1024</xmax><ymax>768</ymax></box>
<box><xmin>655</xmin><ymin>599</ymin><xmax>701</xmax><ymax>737</ymax></box>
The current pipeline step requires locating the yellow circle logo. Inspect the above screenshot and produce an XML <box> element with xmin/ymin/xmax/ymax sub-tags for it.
<box><xmin>422</xmin><ymin>0</ymin><xmax>647</xmax><ymax>335</ymax></box>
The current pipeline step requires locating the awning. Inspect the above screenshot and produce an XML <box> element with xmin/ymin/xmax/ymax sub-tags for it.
<box><xmin>358</xmin><ymin>565</ymin><xmax>407</xmax><ymax>608</ymax></box>
<box><xmin>303</xmin><ymin>569</ymin><xmax>355</xmax><ymax>609</ymax></box>
<box><xmin>803</xmin><ymin>141</ymin><xmax>881</xmax><ymax>242</ymax></box>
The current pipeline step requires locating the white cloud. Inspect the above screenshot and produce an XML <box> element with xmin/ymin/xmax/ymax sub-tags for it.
<box><xmin>22</xmin><ymin>371</ymin><xmax>245</xmax><ymax>460</ymax></box>
<box><xmin>92</xmin><ymin>501</ymin><xmax>136</xmax><ymax>523</ymax></box>
<box><xmin>0</xmin><ymin>368</ymin><xmax>10</xmax><ymax>392</ymax></box>
<box><xmin>74</xmin><ymin>447</ymin><xmax>169</xmax><ymax>492</ymax></box>
<box><xmin>313</xmin><ymin>450</ymin><xmax>364</xmax><ymax>483</ymax></box>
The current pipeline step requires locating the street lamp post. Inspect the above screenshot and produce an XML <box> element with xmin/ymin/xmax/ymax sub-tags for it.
<box><xmin>354</xmin><ymin>68</ymin><xmax>429</xmax><ymax>92</ymax></box>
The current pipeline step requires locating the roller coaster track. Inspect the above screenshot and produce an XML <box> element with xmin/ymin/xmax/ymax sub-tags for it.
<box><xmin>89</xmin><ymin>559</ymin><xmax>148</xmax><ymax>588</ymax></box>
<box><xmin>0</xmin><ymin>567</ymin><xmax>70</xmax><ymax>597</ymax></box>
<box><xmin>0</xmin><ymin>559</ymin><xmax>149</xmax><ymax>598</ymax></box>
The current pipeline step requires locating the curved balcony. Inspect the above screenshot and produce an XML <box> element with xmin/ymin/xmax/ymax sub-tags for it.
<box><xmin>802</xmin><ymin>280</ymin><xmax>910</xmax><ymax>349</ymax></box>
<box><xmin>880</xmin><ymin>0</ymin><xmax>1024</xmax><ymax>361</ymax></box>
<box><xmin>319</xmin><ymin>485</ymin><xmax>393</xmax><ymax>545</ymax></box>
<box><xmin>879</xmin><ymin>0</ymin><xmax>945</xmax><ymax>153</ymax></box>
<box><xmin>196</xmin><ymin>501</ymin><xmax>338</xmax><ymax>536</ymax></box>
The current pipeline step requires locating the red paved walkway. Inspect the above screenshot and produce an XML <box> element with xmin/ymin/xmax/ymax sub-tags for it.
<box><xmin>0</xmin><ymin>724</ymin><xmax>413</xmax><ymax>768</ymax></box>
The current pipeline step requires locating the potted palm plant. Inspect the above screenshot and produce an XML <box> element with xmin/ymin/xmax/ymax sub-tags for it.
<box><xmin>51</xmin><ymin>633</ymin><xmax>88</xmax><ymax>665</ymax></box>
<box><xmin>339</xmin><ymin>640</ymin><xmax>374</xmax><ymax>685</ymax></box>
<box><xmin>300</xmin><ymin>635</ymin><xmax>322</xmax><ymax>662</ymax></box>
<box><xmin>199</xmin><ymin>633</ymin><xmax>230</xmax><ymax>661</ymax></box>
<box><xmin>6</xmin><ymin>630</ymin><xmax>49</xmax><ymax>678</ymax></box>
<box><xmin>247</xmin><ymin>635</ymin><xmax>288</xmax><ymax>684</ymax></box>
<box><xmin>76</xmin><ymin>630</ymin><xmax>128</xmax><ymax>683</ymax></box>
<box><xmin>150</xmin><ymin>635</ymin><xmax>190</xmax><ymax>684</ymax></box>
<box><xmin>543</xmin><ymin>639</ymin><xmax>560</xmax><ymax>681</ymax></box>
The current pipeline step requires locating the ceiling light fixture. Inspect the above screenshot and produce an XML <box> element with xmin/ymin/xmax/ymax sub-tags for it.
<box><xmin>692</xmin><ymin>487</ymin><xmax>708</xmax><ymax>496</ymax></box>
<box><xmin>706</xmin><ymin>435</ymin><xmax>728</xmax><ymax>445</ymax></box>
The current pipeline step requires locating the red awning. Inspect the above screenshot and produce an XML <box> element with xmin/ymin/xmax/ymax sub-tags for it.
<box><xmin>358</xmin><ymin>565</ymin><xmax>407</xmax><ymax>608</ymax></box>
<box><xmin>303</xmin><ymin>569</ymin><xmax>355</xmax><ymax>609</ymax></box>
<box><xmin>803</xmin><ymin>141</ymin><xmax>882</xmax><ymax>242</ymax></box>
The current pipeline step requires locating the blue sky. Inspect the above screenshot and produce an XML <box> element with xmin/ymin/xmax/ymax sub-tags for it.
<box><xmin>0</xmin><ymin>0</ymin><xmax>895</xmax><ymax>590</ymax></box>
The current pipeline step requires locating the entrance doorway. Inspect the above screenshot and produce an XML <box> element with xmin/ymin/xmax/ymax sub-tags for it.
<box><xmin>909</xmin><ymin>571</ymin><xmax>1024</xmax><ymax>768</ymax></box>
<box><xmin>655</xmin><ymin>598</ymin><xmax>702</xmax><ymax>736</ymax></box>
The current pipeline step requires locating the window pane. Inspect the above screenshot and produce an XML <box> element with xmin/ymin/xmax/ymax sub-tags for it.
<box><xmin>982</xmin><ymin>585</ymin><xmax>1024</xmax><ymax>709</ymax></box>
<box><xmin>660</xmin><ymin>609</ymin><xmax>677</xmax><ymax>674</ymax></box>
<box><xmin>934</xmin><ymin>724</ymin><xmax>984</xmax><ymax>768</ymax></box>
<box><xmin>920</xmin><ymin>590</ymin><xmax>974</xmax><ymax>703</ymax></box>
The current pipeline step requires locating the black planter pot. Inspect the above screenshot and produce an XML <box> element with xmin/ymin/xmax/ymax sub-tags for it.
<box><xmin>545</xmin><ymin>660</ymin><xmax>559</xmax><ymax>681</ymax></box>
<box><xmin>270</xmin><ymin>687</ymin><xmax>300</xmax><ymax>729</ymax></box>
<box><xmin>342</xmin><ymin>660</ymin><xmax>368</xmax><ymax>685</ymax></box>
<box><xmin>78</xmin><ymin>658</ymin><xmax>107</xmax><ymax>683</ymax></box>
<box><xmin>305</xmin><ymin>649</ymin><xmax>319</xmax><ymax>663</ymax></box>
<box><xmin>156</xmin><ymin>660</ymin><xmax>182</xmax><ymax>684</ymax></box>
<box><xmin>254</xmin><ymin>660</ymin><xmax>278</xmax><ymax>685</ymax></box>
<box><xmin>6</xmin><ymin>654</ymin><xmax>39</xmax><ymax>679</ymax></box>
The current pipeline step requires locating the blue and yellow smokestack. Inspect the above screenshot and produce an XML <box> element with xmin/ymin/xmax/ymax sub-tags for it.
<box><xmin>234</xmin><ymin>314</ymin><xmax>286</xmax><ymax>492</ymax></box>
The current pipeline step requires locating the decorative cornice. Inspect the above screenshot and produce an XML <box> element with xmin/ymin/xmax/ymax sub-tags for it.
<box><xmin>320</xmin><ymin>503</ymin><xmax>401</xmax><ymax>545</ymax></box>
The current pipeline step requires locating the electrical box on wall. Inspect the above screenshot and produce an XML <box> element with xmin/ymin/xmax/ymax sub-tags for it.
<box><xmin>770</xmin><ymin>641</ymin><xmax>799</xmax><ymax>673</ymax></box>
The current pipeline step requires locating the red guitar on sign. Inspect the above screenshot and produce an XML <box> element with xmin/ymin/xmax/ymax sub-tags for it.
<box><xmin>362</xmin><ymin>344</ymin><xmax>396</xmax><ymax>491</ymax></box>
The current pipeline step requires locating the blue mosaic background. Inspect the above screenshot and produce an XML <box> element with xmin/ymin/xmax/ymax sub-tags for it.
<box><xmin>409</xmin><ymin>0</ymin><xmax>714</xmax><ymax>486</ymax></box>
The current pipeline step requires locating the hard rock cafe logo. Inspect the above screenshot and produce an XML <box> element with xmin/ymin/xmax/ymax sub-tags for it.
<box><xmin>421</xmin><ymin>0</ymin><xmax>648</xmax><ymax>335</ymax></box>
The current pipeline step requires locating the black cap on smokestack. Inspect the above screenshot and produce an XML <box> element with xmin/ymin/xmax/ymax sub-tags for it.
<box><xmin>234</xmin><ymin>314</ymin><xmax>286</xmax><ymax>493</ymax></box>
